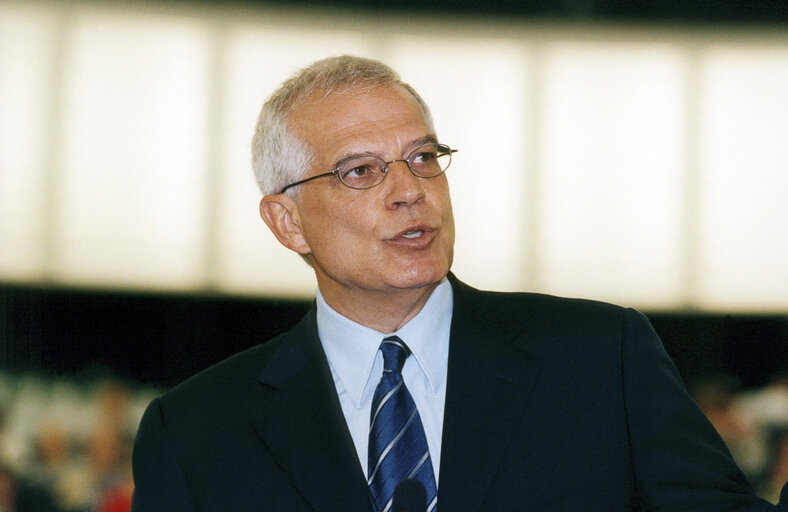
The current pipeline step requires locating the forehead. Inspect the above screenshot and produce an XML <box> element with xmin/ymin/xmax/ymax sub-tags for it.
<box><xmin>287</xmin><ymin>84</ymin><xmax>432</xmax><ymax>163</ymax></box>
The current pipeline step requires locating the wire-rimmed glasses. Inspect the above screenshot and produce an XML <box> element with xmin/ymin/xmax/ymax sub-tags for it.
<box><xmin>278</xmin><ymin>143</ymin><xmax>457</xmax><ymax>194</ymax></box>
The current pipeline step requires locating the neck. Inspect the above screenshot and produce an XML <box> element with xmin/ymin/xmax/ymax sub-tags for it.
<box><xmin>317</xmin><ymin>281</ymin><xmax>441</xmax><ymax>333</ymax></box>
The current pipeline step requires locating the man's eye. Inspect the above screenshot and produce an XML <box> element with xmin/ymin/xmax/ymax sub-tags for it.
<box><xmin>411</xmin><ymin>151</ymin><xmax>437</xmax><ymax>165</ymax></box>
<box><xmin>342</xmin><ymin>165</ymin><xmax>371</xmax><ymax>179</ymax></box>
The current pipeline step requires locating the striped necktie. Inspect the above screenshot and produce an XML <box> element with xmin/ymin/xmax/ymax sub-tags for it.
<box><xmin>368</xmin><ymin>336</ymin><xmax>438</xmax><ymax>512</ymax></box>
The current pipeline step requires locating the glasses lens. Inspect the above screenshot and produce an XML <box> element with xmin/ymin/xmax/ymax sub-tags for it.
<box><xmin>337</xmin><ymin>156</ymin><xmax>386</xmax><ymax>189</ymax></box>
<box><xmin>408</xmin><ymin>143</ymin><xmax>452</xmax><ymax>177</ymax></box>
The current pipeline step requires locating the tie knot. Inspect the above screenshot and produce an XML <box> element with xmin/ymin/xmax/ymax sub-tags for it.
<box><xmin>380</xmin><ymin>336</ymin><xmax>410</xmax><ymax>374</ymax></box>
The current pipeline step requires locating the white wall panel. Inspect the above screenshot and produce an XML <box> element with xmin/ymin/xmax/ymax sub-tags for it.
<box><xmin>0</xmin><ymin>4</ymin><xmax>53</xmax><ymax>280</ymax></box>
<box><xmin>697</xmin><ymin>46</ymin><xmax>788</xmax><ymax>311</ymax></box>
<box><xmin>55</xmin><ymin>8</ymin><xmax>210</xmax><ymax>289</ymax></box>
<box><xmin>537</xmin><ymin>42</ymin><xmax>685</xmax><ymax>307</ymax></box>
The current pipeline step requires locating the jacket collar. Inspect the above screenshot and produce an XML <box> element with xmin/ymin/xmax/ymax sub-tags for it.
<box><xmin>250</xmin><ymin>275</ymin><xmax>544</xmax><ymax>512</ymax></box>
<box><xmin>251</xmin><ymin>307</ymin><xmax>374</xmax><ymax>511</ymax></box>
<box><xmin>438</xmin><ymin>274</ymin><xmax>544</xmax><ymax>512</ymax></box>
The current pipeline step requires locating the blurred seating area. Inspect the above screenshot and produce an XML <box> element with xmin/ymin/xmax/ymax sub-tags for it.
<box><xmin>0</xmin><ymin>372</ymin><xmax>159</xmax><ymax>512</ymax></box>
<box><xmin>0</xmin><ymin>370</ymin><xmax>786</xmax><ymax>510</ymax></box>
<box><xmin>690</xmin><ymin>373</ymin><xmax>788</xmax><ymax>504</ymax></box>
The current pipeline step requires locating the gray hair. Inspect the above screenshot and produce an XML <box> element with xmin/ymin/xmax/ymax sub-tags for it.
<box><xmin>251</xmin><ymin>55</ymin><xmax>434</xmax><ymax>197</ymax></box>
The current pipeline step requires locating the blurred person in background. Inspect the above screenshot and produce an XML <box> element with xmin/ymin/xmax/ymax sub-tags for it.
<box><xmin>74</xmin><ymin>381</ymin><xmax>135</xmax><ymax>512</ymax></box>
<box><xmin>692</xmin><ymin>375</ymin><xmax>767</xmax><ymax>482</ymax></box>
<box><xmin>130</xmin><ymin>55</ymin><xmax>788</xmax><ymax>511</ymax></box>
<box><xmin>761</xmin><ymin>431</ymin><xmax>788</xmax><ymax>505</ymax></box>
<box><xmin>0</xmin><ymin>375</ymin><xmax>138</xmax><ymax>512</ymax></box>
<box><xmin>21</xmin><ymin>423</ymin><xmax>69</xmax><ymax>512</ymax></box>
<box><xmin>0</xmin><ymin>464</ymin><xmax>17</xmax><ymax>512</ymax></box>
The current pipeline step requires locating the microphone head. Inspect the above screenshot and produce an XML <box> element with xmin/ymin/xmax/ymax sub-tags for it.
<box><xmin>392</xmin><ymin>479</ymin><xmax>427</xmax><ymax>512</ymax></box>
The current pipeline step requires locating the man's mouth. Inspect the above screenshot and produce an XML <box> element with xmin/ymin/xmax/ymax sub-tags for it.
<box><xmin>389</xmin><ymin>224</ymin><xmax>434</xmax><ymax>245</ymax></box>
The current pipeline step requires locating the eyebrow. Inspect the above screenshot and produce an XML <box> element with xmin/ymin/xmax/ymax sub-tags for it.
<box><xmin>332</xmin><ymin>134</ymin><xmax>439</xmax><ymax>169</ymax></box>
<box><xmin>409</xmin><ymin>134</ymin><xmax>438</xmax><ymax>148</ymax></box>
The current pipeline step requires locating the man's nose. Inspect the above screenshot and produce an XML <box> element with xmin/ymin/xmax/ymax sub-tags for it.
<box><xmin>384</xmin><ymin>160</ymin><xmax>425</xmax><ymax>208</ymax></box>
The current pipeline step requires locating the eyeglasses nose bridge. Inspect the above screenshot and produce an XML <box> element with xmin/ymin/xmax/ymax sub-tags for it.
<box><xmin>382</xmin><ymin>158</ymin><xmax>414</xmax><ymax>177</ymax></box>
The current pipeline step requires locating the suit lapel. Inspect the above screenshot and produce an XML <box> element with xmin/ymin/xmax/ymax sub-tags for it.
<box><xmin>243</xmin><ymin>278</ymin><xmax>543</xmax><ymax>512</ymax></box>
<box><xmin>438</xmin><ymin>277</ymin><xmax>544</xmax><ymax>512</ymax></box>
<box><xmin>247</xmin><ymin>308</ymin><xmax>372</xmax><ymax>512</ymax></box>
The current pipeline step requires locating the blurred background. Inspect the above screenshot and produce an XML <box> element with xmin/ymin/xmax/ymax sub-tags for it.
<box><xmin>1</xmin><ymin>0</ymin><xmax>787</xmax><ymax>509</ymax></box>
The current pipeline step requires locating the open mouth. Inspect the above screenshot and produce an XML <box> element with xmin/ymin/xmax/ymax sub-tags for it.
<box><xmin>401</xmin><ymin>230</ymin><xmax>424</xmax><ymax>239</ymax></box>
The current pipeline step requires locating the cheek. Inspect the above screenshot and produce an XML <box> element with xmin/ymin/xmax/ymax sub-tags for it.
<box><xmin>444</xmin><ymin>194</ymin><xmax>455</xmax><ymax>227</ymax></box>
<box><xmin>437</xmin><ymin>188</ymin><xmax>455</xmax><ymax>236</ymax></box>
<box><xmin>438</xmin><ymin>195</ymin><xmax>456</xmax><ymax>261</ymax></box>
<box><xmin>302</xmin><ymin>202</ymin><xmax>378</xmax><ymax>254</ymax></box>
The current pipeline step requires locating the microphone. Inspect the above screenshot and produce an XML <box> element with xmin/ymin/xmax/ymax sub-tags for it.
<box><xmin>392</xmin><ymin>479</ymin><xmax>427</xmax><ymax>512</ymax></box>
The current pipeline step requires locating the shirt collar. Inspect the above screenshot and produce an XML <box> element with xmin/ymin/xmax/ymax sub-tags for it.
<box><xmin>316</xmin><ymin>278</ymin><xmax>453</xmax><ymax>409</ymax></box>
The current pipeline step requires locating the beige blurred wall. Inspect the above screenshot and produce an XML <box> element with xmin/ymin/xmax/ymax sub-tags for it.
<box><xmin>1</xmin><ymin>0</ymin><xmax>787</xmax><ymax>311</ymax></box>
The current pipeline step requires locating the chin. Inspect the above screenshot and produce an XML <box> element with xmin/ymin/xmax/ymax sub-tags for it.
<box><xmin>387</xmin><ymin>262</ymin><xmax>450</xmax><ymax>290</ymax></box>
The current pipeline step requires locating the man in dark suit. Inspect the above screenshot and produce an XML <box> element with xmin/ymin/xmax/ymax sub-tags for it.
<box><xmin>131</xmin><ymin>55</ymin><xmax>787</xmax><ymax>511</ymax></box>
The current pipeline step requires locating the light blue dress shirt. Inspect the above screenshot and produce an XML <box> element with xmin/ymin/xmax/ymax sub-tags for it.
<box><xmin>315</xmin><ymin>278</ymin><xmax>453</xmax><ymax>485</ymax></box>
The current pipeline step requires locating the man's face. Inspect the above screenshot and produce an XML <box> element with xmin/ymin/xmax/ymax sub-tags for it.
<box><xmin>287</xmin><ymin>84</ymin><xmax>455</xmax><ymax>302</ymax></box>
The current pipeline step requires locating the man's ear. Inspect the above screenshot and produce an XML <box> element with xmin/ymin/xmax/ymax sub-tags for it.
<box><xmin>259</xmin><ymin>194</ymin><xmax>311</xmax><ymax>255</ymax></box>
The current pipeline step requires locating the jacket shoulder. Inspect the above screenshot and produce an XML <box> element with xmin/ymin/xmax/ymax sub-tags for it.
<box><xmin>161</xmin><ymin>304</ymin><xmax>317</xmax><ymax>405</ymax></box>
<box><xmin>154</xmin><ymin>338</ymin><xmax>275</xmax><ymax>423</ymax></box>
<box><xmin>451</xmin><ymin>276</ymin><xmax>634</xmax><ymax>337</ymax></box>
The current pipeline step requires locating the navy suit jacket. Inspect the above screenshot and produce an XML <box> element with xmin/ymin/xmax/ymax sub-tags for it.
<box><xmin>131</xmin><ymin>275</ymin><xmax>786</xmax><ymax>511</ymax></box>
